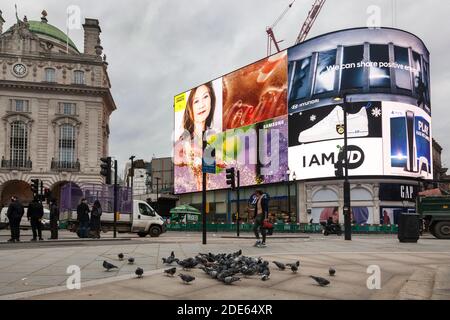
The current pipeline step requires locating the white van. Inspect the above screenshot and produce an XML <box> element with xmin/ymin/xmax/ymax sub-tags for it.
<box><xmin>66</xmin><ymin>200</ymin><xmax>166</xmax><ymax>237</ymax></box>
<box><xmin>0</xmin><ymin>207</ymin><xmax>51</xmax><ymax>230</ymax></box>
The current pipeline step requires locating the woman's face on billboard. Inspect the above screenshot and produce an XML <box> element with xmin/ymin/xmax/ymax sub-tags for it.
<box><xmin>192</xmin><ymin>85</ymin><xmax>211</xmax><ymax>124</ymax></box>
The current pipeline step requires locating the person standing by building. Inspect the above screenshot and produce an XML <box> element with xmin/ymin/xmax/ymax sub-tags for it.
<box><xmin>76</xmin><ymin>198</ymin><xmax>90</xmax><ymax>238</ymax></box>
<box><xmin>49</xmin><ymin>199</ymin><xmax>60</xmax><ymax>240</ymax></box>
<box><xmin>28</xmin><ymin>197</ymin><xmax>44</xmax><ymax>241</ymax></box>
<box><xmin>90</xmin><ymin>200</ymin><xmax>102</xmax><ymax>239</ymax></box>
<box><xmin>252</xmin><ymin>190</ymin><xmax>270</xmax><ymax>247</ymax></box>
<box><xmin>6</xmin><ymin>196</ymin><xmax>24</xmax><ymax>242</ymax></box>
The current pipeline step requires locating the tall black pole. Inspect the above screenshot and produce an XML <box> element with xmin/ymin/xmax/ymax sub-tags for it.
<box><xmin>156</xmin><ymin>179</ymin><xmax>159</xmax><ymax>201</ymax></box>
<box><xmin>130</xmin><ymin>157</ymin><xmax>135</xmax><ymax>194</ymax></box>
<box><xmin>343</xmin><ymin>99</ymin><xmax>352</xmax><ymax>241</ymax></box>
<box><xmin>202</xmin><ymin>139</ymin><xmax>207</xmax><ymax>245</ymax></box>
<box><xmin>113</xmin><ymin>159</ymin><xmax>118</xmax><ymax>238</ymax></box>
<box><xmin>287</xmin><ymin>175</ymin><xmax>291</xmax><ymax>216</ymax></box>
<box><xmin>236</xmin><ymin>170</ymin><xmax>240</xmax><ymax>237</ymax></box>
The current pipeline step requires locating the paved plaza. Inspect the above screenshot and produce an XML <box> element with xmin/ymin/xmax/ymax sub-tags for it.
<box><xmin>0</xmin><ymin>230</ymin><xmax>449</xmax><ymax>300</ymax></box>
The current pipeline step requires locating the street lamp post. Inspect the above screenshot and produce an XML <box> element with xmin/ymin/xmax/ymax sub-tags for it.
<box><xmin>129</xmin><ymin>155</ymin><xmax>136</xmax><ymax>194</ymax></box>
<box><xmin>293</xmin><ymin>171</ymin><xmax>297</xmax><ymax>222</ymax></box>
<box><xmin>155</xmin><ymin>177</ymin><xmax>161</xmax><ymax>203</ymax></box>
<box><xmin>334</xmin><ymin>94</ymin><xmax>352</xmax><ymax>241</ymax></box>
<box><xmin>286</xmin><ymin>168</ymin><xmax>291</xmax><ymax>217</ymax></box>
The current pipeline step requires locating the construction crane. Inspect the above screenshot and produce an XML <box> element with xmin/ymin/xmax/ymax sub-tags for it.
<box><xmin>295</xmin><ymin>0</ymin><xmax>326</xmax><ymax>44</ymax></box>
<box><xmin>266</xmin><ymin>1</ymin><xmax>295</xmax><ymax>56</ymax></box>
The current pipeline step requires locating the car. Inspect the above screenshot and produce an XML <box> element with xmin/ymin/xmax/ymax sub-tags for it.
<box><xmin>0</xmin><ymin>207</ymin><xmax>51</xmax><ymax>230</ymax></box>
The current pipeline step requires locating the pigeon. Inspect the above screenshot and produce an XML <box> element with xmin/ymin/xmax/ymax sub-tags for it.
<box><xmin>329</xmin><ymin>267</ymin><xmax>336</xmax><ymax>276</ymax></box>
<box><xmin>310</xmin><ymin>276</ymin><xmax>330</xmax><ymax>287</ymax></box>
<box><xmin>179</xmin><ymin>273</ymin><xmax>195</xmax><ymax>284</ymax></box>
<box><xmin>128</xmin><ymin>257</ymin><xmax>135</xmax><ymax>265</ymax></box>
<box><xmin>118</xmin><ymin>253</ymin><xmax>124</xmax><ymax>261</ymax></box>
<box><xmin>177</xmin><ymin>258</ymin><xmax>198</xmax><ymax>270</ymax></box>
<box><xmin>224</xmin><ymin>276</ymin><xmax>241</xmax><ymax>285</ymax></box>
<box><xmin>261</xmin><ymin>274</ymin><xmax>270</xmax><ymax>281</ymax></box>
<box><xmin>290</xmin><ymin>264</ymin><xmax>298</xmax><ymax>273</ymax></box>
<box><xmin>272</xmin><ymin>261</ymin><xmax>286</xmax><ymax>270</ymax></box>
<box><xmin>135</xmin><ymin>267</ymin><xmax>144</xmax><ymax>278</ymax></box>
<box><xmin>287</xmin><ymin>261</ymin><xmax>300</xmax><ymax>268</ymax></box>
<box><xmin>162</xmin><ymin>251</ymin><xmax>177</xmax><ymax>264</ymax></box>
<box><xmin>233</xmin><ymin>249</ymin><xmax>242</xmax><ymax>257</ymax></box>
<box><xmin>103</xmin><ymin>260</ymin><xmax>118</xmax><ymax>271</ymax></box>
<box><xmin>164</xmin><ymin>267</ymin><xmax>177</xmax><ymax>277</ymax></box>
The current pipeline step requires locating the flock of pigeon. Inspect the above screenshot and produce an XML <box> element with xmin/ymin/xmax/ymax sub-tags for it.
<box><xmin>161</xmin><ymin>250</ymin><xmax>336</xmax><ymax>287</ymax></box>
<box><xmin>102</xmin><ymin>250</ymin><xmax>336</xmax><ymax>287</ymax></box>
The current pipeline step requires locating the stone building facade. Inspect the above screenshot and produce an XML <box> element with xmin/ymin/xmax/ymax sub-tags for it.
<box><xmin>0</xmin><ymin>10</ymin><xmax>116</xmax><ymax>206</ymax></box>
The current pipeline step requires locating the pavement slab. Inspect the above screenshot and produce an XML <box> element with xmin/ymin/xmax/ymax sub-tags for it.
<box><xmin>0</xmin><ymin>231</ymin><xmax>449</xmax><ymax>299</ymax></box>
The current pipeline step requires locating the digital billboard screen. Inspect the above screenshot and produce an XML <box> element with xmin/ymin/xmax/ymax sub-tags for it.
<box><xmin>173</xmin><ymin>28</ymin><xmax>432</xmax><ymax>194</ymax></box>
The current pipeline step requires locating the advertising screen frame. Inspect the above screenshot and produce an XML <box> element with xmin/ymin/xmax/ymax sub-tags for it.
<box><xmin>173</xmin><ymin>27</ymin><xmax>432</xmax><ymax>195</ymax></box>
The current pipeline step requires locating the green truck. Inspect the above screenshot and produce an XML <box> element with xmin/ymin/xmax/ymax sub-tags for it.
<box><xmin>417</xmin><ymin>195</ymin><xmax>450</xmax><ymax>239</ymax></box>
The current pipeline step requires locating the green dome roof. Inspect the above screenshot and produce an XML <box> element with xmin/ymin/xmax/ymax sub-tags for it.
<box><xmin>7</xmin><ymin>20</ymin><xmax>79</xmax><ymax>53</ymax></box>
<box><xmin>28</xmin><ymin>21</ymin><xmax>79</xmax><ymax>52</ymax></box>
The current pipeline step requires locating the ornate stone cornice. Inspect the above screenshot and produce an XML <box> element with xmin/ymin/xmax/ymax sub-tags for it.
<box><xmin>0</xmin><ymin>80</ymin><xmax>116</xmax><ymax>111</ymax></box>
<box><xmin>0</xmin><ymin>51</ymin><xmax>103</xmax><ymax>65</ymax></box>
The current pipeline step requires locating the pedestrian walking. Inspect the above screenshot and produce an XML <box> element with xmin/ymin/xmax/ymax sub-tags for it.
<box><xmin>6</xmin><ymin>196</ymin><xmax>24</xmax><ymax>242</ymax></box>
<box><xmin>76</xmin><ymin>198</ymin><xmax>90</xmax><ymax>238</ymax></box>
<box><xmin>28</xmin><ymin>197</ymin><xmax>44</xmax><ymax>241</ymax></box>
<box><xmin>49</xmin><ymin>198</ymin><xmax>59</xmax><ymax>240</ymax></box>
<box><xmin>90</xmin><ymin>200</ymin><xmax>102</xmax><ymax>239</ymax></box>
<box><xmin>252</xmin><ymin>190</ymin><xmax>270</xmax><ymax>248</ymax></box>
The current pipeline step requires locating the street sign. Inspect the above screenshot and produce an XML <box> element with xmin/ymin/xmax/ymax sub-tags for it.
<box><xmin>202</xmin><ymin>159</ymin><xmax>216</xmax><ymax>174</ymax></box>
<box><xmin>202</xmin><ymin>143</ymin><xmax>216</xmax><ymax>174</ymax></box>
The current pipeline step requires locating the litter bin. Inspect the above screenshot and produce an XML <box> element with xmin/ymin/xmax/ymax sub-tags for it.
<box><xmin>398</xmin><ymin>212</ymin><xmax>420</xmax><ymax>243</ymax></box>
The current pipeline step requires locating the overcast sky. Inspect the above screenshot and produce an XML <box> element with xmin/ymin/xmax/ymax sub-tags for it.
<box><xmin>2</xmin><ymin>0</ymin><xmax>450</xmax><ymax>175</ymax></box>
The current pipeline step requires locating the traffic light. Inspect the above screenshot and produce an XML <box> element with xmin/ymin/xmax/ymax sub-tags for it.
<box><xmin>44</xmin><ymin>188</ymin><xmax>51</xmax><ymax>204</ymax></box>
<box><xmin>226</xmin><ymin>167</ymin><xmax>236</xmax><ymax>190</ymax></box>
<box><xmin>100</xmin><ymin>157</ymin><xmax>112</xmax><ymax>184</ymax></box>
<box><xmin>30</xmin><ymin>179</ymin><xmax>39</xmax><ymax>195</ymax></box>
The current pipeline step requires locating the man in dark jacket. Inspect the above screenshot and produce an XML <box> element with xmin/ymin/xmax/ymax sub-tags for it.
<box><xmin>76</xmin><ymin>198</ymin><xmax>90</xmax><ymax>238</ymax></box>
<box><xmin>49</xmin><ymin>199</ymin><xmax>59</xmax><ymax>240</ymax></box>
<box><xmin>6</xmin><ymin>196</ymin><xmax>24</xmax><ymax>242</ymax></box>
<box><xmin>28</xmin><ymin>197</ymin><xmax>44</xmax><ymax>241</ymax></box>
<box><xmin>252</xmin><ymin>190</ymin><xmax>270</xmax><ymax>248</ymax></box>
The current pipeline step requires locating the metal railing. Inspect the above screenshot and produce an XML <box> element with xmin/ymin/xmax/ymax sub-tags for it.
<box><xmin>51</xmin><ymin>159</ymin><xmax>80</xmax><ymax>172</ymax></box>
<box><xmin>0</xmin><ymin>158</ymin><xmax>32</xmax><ymax>170</ymax></box>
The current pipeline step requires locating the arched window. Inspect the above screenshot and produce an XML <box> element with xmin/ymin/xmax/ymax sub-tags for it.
<box><xmin>59</xmin><ymin>124</ymin><xmax>76</xmax><ymax>163</ymax></box>
<box><xmin>45</xmin><ymin>68</ymin><xmax>55</xmax><ymax>82</ymax></box>
<box><xmin>10</xmin><ymin>121</ymin><xmax>28</xmax><ymax>167</ymax></box>
<box><xmin>73</xmin><ymin>70</ymin><xmax>84</xmax><ymax>85</ymax></box>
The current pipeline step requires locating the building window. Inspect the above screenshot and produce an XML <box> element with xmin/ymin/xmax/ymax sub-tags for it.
<box><xmin>59</xmin><ymin>103</ymin><xmax>76</xmax><ymax>115</ymax></box>
<box><xmin>73</xmin><ymin>70</ymin><xmax>85</xmax><ymax>85</ymax></box>
<box><xmin>59</xmin><ymin>124</ymin><xmax>76</xmax><ymax>163</ymax></box>
<box><xmin>45</xmin><ymin>68</ymin><xmax>56</xmax><ymax>82</ymax></box>
<box><xmin>11</xmin><ymin>99</ymin><xmax>29</xmax><ymax>112</ymax></box>
<box><xmin>10</xmin><ymin>121</ymin><xmax>28</xmax><ymax>167</ymax></box>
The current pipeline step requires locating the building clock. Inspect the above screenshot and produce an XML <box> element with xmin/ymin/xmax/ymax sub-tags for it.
<box><xmin>12</xmin><ymin>63</ymin><xmax>27</xmax><ymax>77</ymax></box>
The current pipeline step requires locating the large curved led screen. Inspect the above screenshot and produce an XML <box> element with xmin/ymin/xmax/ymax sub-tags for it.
<box><xmin>174</xmin><ymin>28</ymin><xmax>432</xmax><ymax>194</ymax></box>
